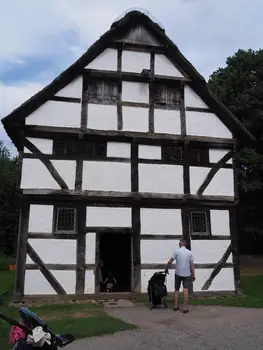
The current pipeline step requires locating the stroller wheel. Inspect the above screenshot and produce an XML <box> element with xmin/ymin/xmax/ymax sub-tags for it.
<box><xmin>163</xmin><ymin>299</ymin><xmax>168</xmax><ymax>309</ymax></box>
<box><xmin>148</xmin><ymin>302</ymin><xmax>154</xmax><ymax>310</ymax></box>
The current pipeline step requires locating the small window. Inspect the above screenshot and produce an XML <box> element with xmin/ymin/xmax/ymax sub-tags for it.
<box><xmin>55</xmin><ymin>208</ymin><xmax>76</xmax><ymax>232</ymax></box>
<box><xmin>53</xmin><ymin>140</ymin><xmax>78</xmax><ymax>156</ymax></box>
<box><xmin>188</xmin><ymin>148</ymin><xmax>209</xmax><ymax>165</ymax></box>
<box><xmin>87</xmin><ymin>80</ymin><xmax>118</xmax><ymax>103</ymax></box>
<box><xmin>190</xmin><ymin>211</ymin><xmax>209</xmax><ymax>235</ymax></box>
<box><xmin>153</xmin><ymin>84</ymin><xmax>180</xmax><ymax>107</ymax></box>
<box><xmin>162</xmin><ymin>146</ymin><xmax>182</xmax><ymax>161</ymax></box>
<box><xmin>81</xmin><ymin>141</ymin><xmax>106</xmax><ymax>158</ymax></box>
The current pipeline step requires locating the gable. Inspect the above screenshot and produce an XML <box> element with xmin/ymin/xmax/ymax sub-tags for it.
<box><xmin>1</xmin><ymin>10</ymin><xmax>255</xmax><ymax>147</ymax></box>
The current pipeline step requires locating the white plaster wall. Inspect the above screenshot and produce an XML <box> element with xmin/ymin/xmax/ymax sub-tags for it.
<box><xmin>141</xmin><ymin>208</ymin><xmax>182</xmax><ymax>234</ymax></box>
<box><xmin>107</xmin><ymin>142</ymin><xmax>131</xmax><ymax>158</ymax></box>
<box><xmin>28</xmin><ymin>205</ymin><xmax>53</xmax><ymax>233</ymax></box>
<box><xmin>24</xmin><ymin>138</ymin><xmax>53</xmax><ymax>154</ymax></box>
<box><xmin>85</xmin><ymin>232</ymin><xmax>96</xmax><ymax>264</ymax></box>
<box><xmin>190</xmin><ymin>167</ymin><xmax>234</xmax><ymax>197</ymax></box>
<box><xmin>194</xmin><ymin>268</ymin><xmax>235</xmax><ymax>292</ymax></box>
<box><xmin>85</xmin><ymin>270</ymin><xmax>95</xmax><ymax>294</ymax></box>
<box><xmin>154</xmin><ymin>109</ymin><xmax>181</xmax><ymax>135</ymax></box>
<box><xmin>122</xmin><ymin>106</ymin><xmax>149</xmax><ymax>132</ymax></box>
<box><xmin>122</xmin><ymin>81</ymin><xmax>149</xmax><ymax>103</ymax></box>
<box><xmin>55</xmin><ymin>76</ymin><xmax>83</xmax><ymax>98</ymax></box>
<box><xmin>139</xmin><ymin>164</ymin><xmax>184</xmax><ymax>194</ymax></box>
<box><xmin>86</xmin><ymin>207</ymin><xmax>131</xmax><ymax>227</ymax></box>
<box><xmin>85</xmin><ymin>48</ymin><xmax>117</xmax><ymax>71</ymax></box>
<box><xmin>186</xmin><ymin>111</ymin><xmax>232</xmax><ymax>139</ymax></box>
<box><xmin>82</xmin><ymin>161</ymin><xmax>130</xmax><ymax>192</ymax></box>
<box><xmin>87</xmin><ymin>104</ymin><xmax>117</xmax><ymax>130</ymax></box>
<box><xmin>141</xmin><ymin>269</ymin><xmax>175</xmax><ymax>293</ymax></box>
<box><xmin>184</xmin><ymin>86</ymin><xmax>209</xmax><ymax>109</ymax></box>
<box><xmin>210</xmin><ymin>210</ymin><xmax>230</xmax><ymax>236</ymax></box>
<box><xmin>26</xmin><ymin>239</ymin><xmax>76</xmax><ymax>264</ymax></box>
<box><xmin>191</xmin><ymin>240</ymin><xmax>232</xmax><ymax>264</ymax></box>
<box><xmin>141</xmin><ymin>240</ymin><xmax>179</xmax><ymax>264</ymax></box>
<box><xmin>52</xmin><ymin>271</ymin><xmax>76</xmax><ymax>294</ymax></box>
<box><xmin>122</xmin><ymin>51</ymin><xmax>150</xmax><ymax>73</ymax></box>
<box><xmin>21</xmin><ymin>159</ymin><xmax>76</xmax><ymax>189</ymax></box>
<box><xmin>155</xmin><ymin>54</ymin><xmax>184</xmax><ymax>77</ymax></box>
<box><xmin>209</xmin><ymin>149</ymin><xmax>232</xmax><ymax>164</ymax></box>
<box><xmin>24</xmin><ymin>271</ymin><xmax>56</xmax><ymax>295</ymax></box>
<box><xmin>138</xmin><ymin>145</ymin><xmax>161</xmax><ymax>160</ymax></box>
<box><xmin>25</xmin><ymin>101</ymin><xmax>81</xmax><ymax>128</ymax></box>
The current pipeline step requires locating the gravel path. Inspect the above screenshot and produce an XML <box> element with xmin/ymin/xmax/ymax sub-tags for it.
<box><xmin>67</xmin><ymin>304</ymin><xmax>263</xmax><ymax>350</ymax></box>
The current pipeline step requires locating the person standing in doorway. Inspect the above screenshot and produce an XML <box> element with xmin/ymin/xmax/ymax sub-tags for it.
<box><xmin>165</xmin><ymin>238</ymin><xmax>195</xmax><ymax>313</ymax></box>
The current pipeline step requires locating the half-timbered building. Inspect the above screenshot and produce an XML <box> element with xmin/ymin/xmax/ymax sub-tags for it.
<box><xmin>2</xmin><ymin>10</ymin><xmax>255</xmax><ymax>301</ymax></box>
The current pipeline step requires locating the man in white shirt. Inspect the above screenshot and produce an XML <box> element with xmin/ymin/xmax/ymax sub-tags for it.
<box><xmin>165</xmin><ymin>238</ymin><xmax>195</xmax><ymax>313</ymax></box>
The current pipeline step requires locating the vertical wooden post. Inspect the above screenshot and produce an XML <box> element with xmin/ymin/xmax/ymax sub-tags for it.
<box><xmin>14</xmin><ymin>202</ymin><xmax>30</xmax><ymax>297</ymax></box>
<box><xmin>95</xmin><ymin>232</ymin><xmax>101</xmax><ymax>295</ymax></box>
<box><xmin>75</xmin><ymin>204</ymin><xmax>86</xmax><ymax>294</ymax></box>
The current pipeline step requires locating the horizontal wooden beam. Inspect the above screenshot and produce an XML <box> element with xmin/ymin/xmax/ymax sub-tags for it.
<box><xmin>20</xmin><ymin>190</ymin><xmax>237</xmax><ymax>207</ymax></box>
<box><xmin>25</xmin><ymin>125</ymin><xmax>235</xmax><ymax>148</ymax></box>
<box><xmin>140</xmin><ymin>234</ymin><xmax>231</xmax><ymax>240</ymax></box>
<box><xmin>28</xmin><ymin>233</ymin><xmax>77</xmax><ymax>239</ymax></box>
<box><xmin>185</xmin><ymin>107</ymin><xmax>212</xmax><ymax>113</ymax></box>
<box><xmin>26</xmin><ymin>264</ymin><xmax>95</xmax><ymax>270</ymax></box>
<box><xmin>85</xmin><ymin>227</ymin><xmax>132</xmax><ymax>233</ymax></box>
<box><xmin>141</xmin><ymin>263</ymin><xmax>233</xmax><ymax>270</ymax></box>
<box><xmin>83</xmin><ymin>68</ymin><xmax>190</xmax><ymax>84</ymax></box>
<box><xmin>108</xmin><ymin>41</ymin><xmax>167</xmax><ymax>53</ymax></box>
<box><xmin>49</xmin><ymin>96</ymin><xmax>81</xmax><ymax>103</ymax></box>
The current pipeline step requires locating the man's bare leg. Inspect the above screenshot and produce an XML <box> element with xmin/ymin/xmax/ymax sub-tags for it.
<box><xmin>183</xmin><ymin>288</ymin><xmax>189</xmax><ymax>312</ymax></box>
<box><xmin>174</xmin><ymin>290</ymin><xmax>179</xmax><ymax>309</ymax></box>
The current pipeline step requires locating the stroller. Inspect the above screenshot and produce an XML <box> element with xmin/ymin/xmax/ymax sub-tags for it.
<box><xmin>147</xmin><ymin>271</ymin><xmax>168</xmax><ymax>310</ymax></box>
<box><xmin>0</xmin><ymin>307</ymin><xmax>75</xmax><ymax>349</ymax></box>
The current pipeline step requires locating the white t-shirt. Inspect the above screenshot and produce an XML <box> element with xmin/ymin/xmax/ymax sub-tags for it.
<box><xmin>171</xmin><ymin>246</ymin><xmax>194</xmax><ymax>277</ymax></box>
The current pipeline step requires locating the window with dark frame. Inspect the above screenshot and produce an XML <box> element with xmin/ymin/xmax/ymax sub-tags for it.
<box><xmin>55</xmin><ymin>208</ymin><xmax>76</xmax><ymax>232</ymax></box>
<box><xmin>53</xmin><ymin>140</ymin><xmax>106</xmax><ymax>158</ymax></box>
<box><xmin>162</xmin><ymin>146</ymin><xmax>183</xmax><ymax>161</ymax></box>
<box><xmin>188</xmin><ymin>148</ymin><xmax>209</xmax><ymax>166</ymax></box>
<box><xmin>153</xmin><ymin>84</ymin><xmax>180</xmax><ymax>107</ymax></box>
<box><xmin>190</xmin><ymin>211</ymin><xmax>210</xmax><ymax>235</ymax></box>
<box><xmin>87</xmin><ymin>79</ymin><xmax>118</xmax><ymax>103</ymax></box>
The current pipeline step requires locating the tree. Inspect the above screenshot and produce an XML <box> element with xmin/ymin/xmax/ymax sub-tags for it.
<box><xmin>0</xmin><ymin>141</ymin><xmax>19</xmax><ymax>256</ymax></box>
<box><xmin>208</xmin><ymin>49</ymin><xmax>263</xmax><ymax>253</ymax></box>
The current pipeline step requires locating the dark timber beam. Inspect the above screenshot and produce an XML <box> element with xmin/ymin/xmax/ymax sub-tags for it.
<box><xmin>76</xmin><ymin>204</ymin><xmax>87</xmax><ymax>294</ymax></box>
<box><xmin>83</xmin><ymin>69</ymin><xmax>190</xmax><ymax>84</ymax></box>
<box><xmin>117</xmin><ymin>47</ymin><xmax>123</xmax><ymax>130</ymax></box>
<box><xmin>85</xmin><ymin>227</ymin><xmax>132</xmax><ymax>233</ymax></box>
<box><xmin>27</xmin><ymin>243</ymin><xmax>67</xmax><ymax>295</ymax></box>
<box><xmin>25</xmin><ymin>125</ymin><xmax>236</xmax><ymax>148</ymax></box>
<box><xmin>26</xmin><ymin>264</ymin><xmax>95</xmax><ymax>270</ymax></box>
<box><xmin>196</xmin><ymin>150</ymin><xmax>234</xmax><ymax>195</ymax></box>
<box><xmin>132</xmin><ymin>206</ymin><xmax>141</xmax><ymax>292</ymax></box>
<box><xmin>49</xmin><ymin>96</ymin><xmax>81</xmax><ymax>103</ymax></box>
<box><xmin>229</xmin><ymin>208</ymin><xmax>241</xmax><ymax>296</ymax></box>
<box><xmin>28</xmin><ymin>233</ymin><xmax>77</xmax><ymax>239</ymax></box>
<box><xmin>201</xmin><ymin>244</ymin><xmax>232</xmax><ymax>291</ymax></box>
<box><xmin>141</xmin><ymin>263</ymin><xmax>233</xmax><ymax>270</ymax></box>
<box><xmin>14</xmin><ymin>203</ymin><xmax>30</xmax><ymax>297</ymax></box>
<box><xmin>24</xmin><ymin>138</ymin><xmax>69</xmax><ymax>190</ymax></box>
<box><xmin>95</xmin><ymin>232</ymin><xmax>100</xmax><ymax>294</ymax></box>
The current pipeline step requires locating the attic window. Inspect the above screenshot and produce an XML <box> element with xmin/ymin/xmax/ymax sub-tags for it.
<box><xmin>153</xmin><ymin>84</ymin><xmax>180</xmax><ymax>108</ymax></box>
<box><xmin>162</xmin><ymin>146</ymin><xmax>182</xmax><ymax>161</ymax></box>
<box><xmin>87</xmin><ymin>79</ymin><xmax>118</xmax><ymax>103</ymax></box>
<box><xmin>53</xmin><ymin>140</ymin><xmax>106</xmax><ymax>158</ymax></box>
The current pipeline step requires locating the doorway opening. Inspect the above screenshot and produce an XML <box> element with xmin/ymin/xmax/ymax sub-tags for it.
<box><xmin>99</xmin><ymin>232</ymin><xmax>132</xmax><ymax>293</ymax></box>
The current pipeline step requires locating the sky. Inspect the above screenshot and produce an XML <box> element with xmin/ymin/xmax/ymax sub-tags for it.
<box><xmin>1</xmin><ymin>0</ymin><xmax>262</xmax><ymax>155</ymax></box>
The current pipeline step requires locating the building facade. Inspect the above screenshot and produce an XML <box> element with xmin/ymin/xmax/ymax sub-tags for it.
<box><xmin>2</xmin><ymin>11</ymin><xmax>255</xmax><ymax>300</ymax></box>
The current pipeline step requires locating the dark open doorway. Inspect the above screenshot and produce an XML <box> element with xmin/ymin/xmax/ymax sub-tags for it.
<box><xmin>99</xmin><ymin>232</ymin><xmax>132</xmax><ymax>293</ymax></box>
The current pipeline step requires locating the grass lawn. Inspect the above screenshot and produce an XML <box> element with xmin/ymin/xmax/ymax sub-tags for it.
<box><xmin>135</xmin><ymin>274</ymin><xmax>263</xmax><ymax>308</ymax></box>
<box><xmin>0</xmin><ymin>271</ymin><xmax>136</xmax><ymax>349</ymax></box>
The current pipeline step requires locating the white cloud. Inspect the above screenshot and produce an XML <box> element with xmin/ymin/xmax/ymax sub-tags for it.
<box><xmin>1</xmin><ymin>0</ymin><xmax>263</xmax><ymax>154</ymax></box>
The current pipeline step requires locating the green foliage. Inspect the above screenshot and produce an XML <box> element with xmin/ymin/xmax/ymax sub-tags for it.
<box><xmin>0</xmin><ymin>141</ymin><xmax>18</xmax><ymax>257</ymax></box>
<box><xmin>208</xmin><ymin>49</ymin><xmax>263</xmax><ymax>194</ymax></box>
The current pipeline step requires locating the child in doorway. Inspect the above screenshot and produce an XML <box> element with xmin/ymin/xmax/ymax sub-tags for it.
<box><xmin>103</xmin><ymin>270</ymin><xmax>117</xmax><ymax>292</ymax></box>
